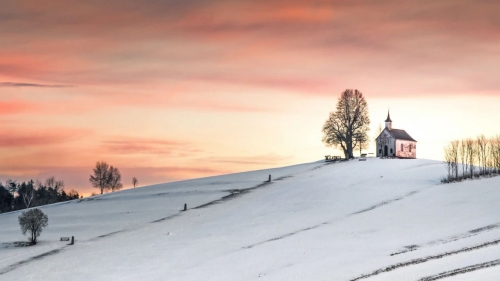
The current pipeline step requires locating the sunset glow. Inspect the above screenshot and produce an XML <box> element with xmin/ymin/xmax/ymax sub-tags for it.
<box><xmin>1</xmin><ymin>0</ymin><xmax>500</xmax><ymax>195</ymax></box>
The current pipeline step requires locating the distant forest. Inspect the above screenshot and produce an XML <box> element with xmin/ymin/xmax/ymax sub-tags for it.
<box><xmin>0</xmin><ymin>177</ymin><xmax>80</xmax><ymax>214</ymax></box>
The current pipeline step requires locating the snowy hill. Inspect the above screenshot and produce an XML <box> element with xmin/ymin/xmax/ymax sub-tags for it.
<box><xmin>1</xmin><ymin>158</ymin><xmax>500</xmax><ymax>280</ymax></box>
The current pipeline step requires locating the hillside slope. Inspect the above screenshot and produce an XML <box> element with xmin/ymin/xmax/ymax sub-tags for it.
<box><xmin>1</xmin><ymin>159</ymin><xmax>500</xmax><ymax>280</ymax></box>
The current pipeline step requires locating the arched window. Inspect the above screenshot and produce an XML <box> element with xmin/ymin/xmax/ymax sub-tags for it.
<box><xmin>401</xmin><ymin>144</ymin><xmax>403</xmax><ymax>151</ymax></box>
<box><xmin>409</xmin><ymin>144</ymin><xmax>412</xmax><ymax>152</ymax></box>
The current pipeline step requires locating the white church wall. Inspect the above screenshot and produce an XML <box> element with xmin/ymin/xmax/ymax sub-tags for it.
<box><xmin>375</xmin><ymin>130</ymin><xmax>396</xmax><ymax>157</ymax></box>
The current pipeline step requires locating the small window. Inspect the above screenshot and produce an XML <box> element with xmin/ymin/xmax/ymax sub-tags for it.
<box><xmin>390</xmin><ymin>148</ymin><xmax>393</xmax><ymax>154</ymax></box>
<box><xmin>401</xmin><ymin>144</ymin><xmax>403</xmax><ymax>151</ymax></box>
<box><xmin>409</xmin><ymin>144</ymin><xmax>412</xmax><ymax>152</ymax></box>
<box><xmin>379</xmin><ymin>149</ymin><xmax>382</xmax><ymax>154</ymax></box>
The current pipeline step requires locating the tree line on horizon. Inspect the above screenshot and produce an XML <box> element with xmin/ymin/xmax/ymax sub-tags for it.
<box><xmin>0</xmin><ymin>176</ymin><xmax>80</xmax><ymax>214</ymax></box>
<box><xmin>443</xmin><ymin>135</ymin><xmax>500</xmax><ymax>183</ymax></box>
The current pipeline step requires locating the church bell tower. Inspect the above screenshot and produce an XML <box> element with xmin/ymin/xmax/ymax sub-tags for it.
<box><xmin>385</xmin><ymin>110</ymin><xmax>392</xmax><ymax>130</ymax></box>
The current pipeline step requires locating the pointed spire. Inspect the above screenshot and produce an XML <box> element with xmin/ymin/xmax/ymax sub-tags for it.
<box><xmin>385</xmin><ymin>110</ymin><xmax>392</xmax><ymax>122</ymax></box>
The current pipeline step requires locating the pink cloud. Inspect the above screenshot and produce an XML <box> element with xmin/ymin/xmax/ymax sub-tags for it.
<box><xmin>101</xmin><ymin>138</ymin><xmax>201</xmax><ymax>156</ymax></box>
<box><xmin>0</xmin><ymin>128</ymin><xmax>92</xmax><ymax>147</ymax></box>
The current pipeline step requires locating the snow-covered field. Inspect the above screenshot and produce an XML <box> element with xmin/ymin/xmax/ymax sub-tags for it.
<box><xmin>1</xmin><ymin>158</ymin><xmax>500</xmax><ymax>280</ymax></box>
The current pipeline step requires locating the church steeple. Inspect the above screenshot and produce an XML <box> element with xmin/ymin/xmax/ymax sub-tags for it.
<box><xmin>385</xmin><ymin>110</ymin><xmax>392</xmax><ymax>130</ymax></box>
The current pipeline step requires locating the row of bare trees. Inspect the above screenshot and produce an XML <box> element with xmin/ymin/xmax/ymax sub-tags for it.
<box><xmin>89</xmin><ymin>162</ymin><xmax>139</xmax><ymax>195</ymax></box>
<box><xmin>443</xmin><ymin>135</ymin><xmax>500</xmax><ymax>182</ymax></box>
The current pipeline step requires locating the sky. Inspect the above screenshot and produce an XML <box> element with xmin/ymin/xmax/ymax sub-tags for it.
<box><xmin>1</xmin><ymin>0</ymin><xmax>500</xmax><ymax>196</ymax></box>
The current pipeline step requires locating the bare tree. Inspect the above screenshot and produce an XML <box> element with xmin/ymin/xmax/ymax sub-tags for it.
<box><xmin>450</xmin><ymin>140</ymin><xmax>459</xmax><ymax>179</ymax></box>
<box><xmin>108</xmin><ymin>166</ymin><xmax>123</xmax><ymax>192</ymax></box>
<box><xmin>491</xmin><ymin>135</ymin><xmax>500</xmax><ymax>174</ymax></box>
<box><xmin>465</xmin><ymin>138</ymin><xmax>477</xmax><ymax>179</ymax></box>
<box><xmin>45</xmin><ymin>176</ymin><xmax>64</xmax><ymax>191</ymax></box>
<box><xmin>89</xmin><ymin>161</ymin><xmax>111</xmax><ymax>194</ymax></box>
<box><xmin>444</xmin><ymin>144</ymin><xmax>453</xmax><ymax>181</ymax></box>
<box><xmin>444</xmin><ymin>140</ymin><xmax>460</xmax><ymax>181</ymax></box>
<box><xmin>17</xmin><ymin>180</ymin><xmax>37</xmax><ymax>209</ymax></box>
<box><xmin>132</xmin><ymin>177</ymin><xmax>138</xmax><ymax>188</ymax></box>
<box><xmin>18</xmin><ymin>208</ymin><xmax>48</xmax><ymax>245</ymax></box>
<box><xmin>322</xmin><ymin>89</ymin><xmax>370</xmax><ymax>159</ymax></box>
<box><xmin>459</xmin><ymin>140</ymin><xmax>467</xmax><ymax>178</ymax></box>
<box><xmin>477</xmin><ymin>135</ymin><xmax>488</xmax><ymax>174</ymax></box>
<box><xmin>354</xmin><ymin>130</ymin><xmax>369</xmax><ymax>156</ymax></box>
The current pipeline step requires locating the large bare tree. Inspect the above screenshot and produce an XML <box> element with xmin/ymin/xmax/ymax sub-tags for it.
<box><xmin>322</xmin><ymin>89</ymin><xmax>370</xmax><ymax>159</ymax></box>
<box><xmin>89</xmin><ymin>161</ymin><xmax>111</xmax><ymax>194</ymax></box>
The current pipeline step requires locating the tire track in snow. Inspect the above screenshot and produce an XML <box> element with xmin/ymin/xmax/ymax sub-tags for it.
<box><xmin>243</xmin><ymin>222</ymin><xmax>329</xmax><ymax>249</ymax></box>
<box><xmin>418</xmin><ymin>259</ymin><xmax>500</xmax><ymax>281</ymax></box>
<box><xmin>193</xmin><ymin>175</ymin><xmax>293</xmax><ymax>210</ymax></box>
<box><xmin>150</xmin><ymin>213</ymin><xmax>181</xmax><ymax>223</ymax></box>
<box><xmin>349</xmin><ymin>238</ymin><xmax>500</xmax><ymax>281</ymax></box>
<box><xmin>350</xmin><ymin>191</ymin><xmax>418</xmax><ymax>216</ymax></box>
<box><xmin>0</xmin><ymin>248</ymin><xmax>66</xmax><ymax>275</ymax></box>
<box><xmin>391</xmin><ymin>222</ymin><xmax>500</xmax><ymax>256</ymax></box>
<box><xmin>243</xmin><ymin>191</ymin><xmax>420</xmax><ymax>249</ymax></box>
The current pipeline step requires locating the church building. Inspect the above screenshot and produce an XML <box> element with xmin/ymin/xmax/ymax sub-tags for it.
<box><xmin>375</xmin><ymin>111</ymin><xmax>417</xmax><ymax>158</ymax></box>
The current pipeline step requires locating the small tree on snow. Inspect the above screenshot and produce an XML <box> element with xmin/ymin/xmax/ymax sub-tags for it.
<box><xmin>108</xmin><ymin>166</ymin><xmax>123</xmax><ymax>192</ymax></box>
<box><xmin>18</xmin><ymin>208</ymin><xmax>48</xmax><ymax>245</ymax></box>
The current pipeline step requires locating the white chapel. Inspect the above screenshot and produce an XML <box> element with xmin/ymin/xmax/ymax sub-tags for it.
<box><xmin>375</xmin><ymin>111</ymin><xmax>417</xmax><ymax>158</ymax></box>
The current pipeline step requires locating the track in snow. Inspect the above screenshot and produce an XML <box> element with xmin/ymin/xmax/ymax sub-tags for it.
<box><xmin>349</xmin><ymin>237</ymin><xmax>500</xmax><ymax>281</ymax></box>
<box><xmin>392</xmin><ymin>221</ymin><xmax>500</xmax><ymax>256</ymax></box>
<box><xmin>418</xmin><ymin>259</ymin><xmax>500</xmax><ymax>281</ymax></box>
<box><xmin>243</xmin><ymin>190</ymin><xmax>421</xmax><ymax>249</ymax></box>
<box><xmin>0</xmin><ymin>248</ymin><xmax>65</xmax><ymax>275</ymax></box>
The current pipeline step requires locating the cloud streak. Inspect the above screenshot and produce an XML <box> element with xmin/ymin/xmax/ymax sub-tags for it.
<box><xmin>101</xmin><ymin>137</ymin><xmax>201</xmax><ymax>156</ymax></box>
<box><xmin>0</xmin><ymin>128</ymin><xmax>92</xmax><ymax>147</ymax></box>
<box><xmin>0</xmin><ymin>82</ymin><xmax>72</xmax><ymax>88</ymax></box>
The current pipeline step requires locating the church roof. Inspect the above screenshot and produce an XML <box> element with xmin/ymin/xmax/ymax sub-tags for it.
<box><xmin>387</xmin><ymin>128</ymin><xmax>417</xmax><ymax>142</ymax></box>
<box><xmin>385</xmin><ymin>111</ymin><xmax>392</xmax><ymax>122</ymax></box>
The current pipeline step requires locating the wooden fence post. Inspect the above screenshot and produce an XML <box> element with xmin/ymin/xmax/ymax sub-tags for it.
<box><xmin>70</xmin><ymin>236</ymin><xmax>74</xmax><ymax>245</ymax></box>
<box><xmin>184</xmin><ymin>203</ymin><xmax>187</xmax><ymax>211</ymax></box>
<box><xmin>268</xmin><ymin>175</ymin><xmax>271</xmax><ymax>182</ymax></box>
